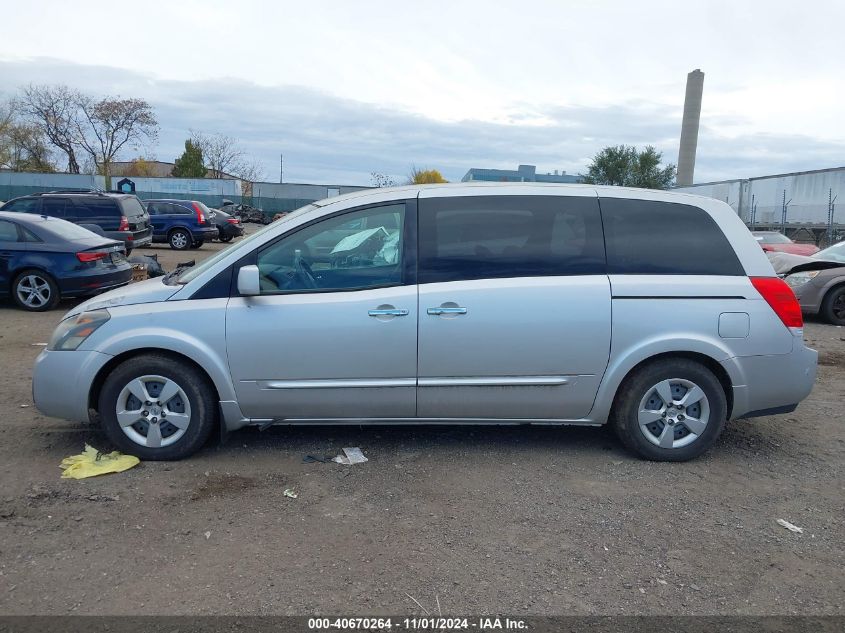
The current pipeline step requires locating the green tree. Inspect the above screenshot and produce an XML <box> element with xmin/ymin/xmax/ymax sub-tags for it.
<box><xmin>408</xmin><ymin>166</ymin><xmax>448</xmax><ymax>184</ymax></box>
<box><xmin>581</xmin><ymin>145</ymin><xmax>676</xmax><ymax>189</ymax></box>
<box><xmin>172</xmin><ymin>140</ymin><xmax>206</xmax><ymax>178</ymax></box>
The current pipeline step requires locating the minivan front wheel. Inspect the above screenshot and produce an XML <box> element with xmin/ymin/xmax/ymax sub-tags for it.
<box><xmin>611</xmin><ymin>358</ymin><xmax>727</xmax><ymax>461</ymax></box>
<box><xmin>98</xmin><ymin>354</ymin><xmax>216</xmax><ymax>460</ymax></box>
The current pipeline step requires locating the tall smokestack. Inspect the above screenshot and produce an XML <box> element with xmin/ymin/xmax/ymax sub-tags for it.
<box><xmin>676</xmin><ymin>69</ymin><xmax>704</xmax><ymax>186</ymax></box>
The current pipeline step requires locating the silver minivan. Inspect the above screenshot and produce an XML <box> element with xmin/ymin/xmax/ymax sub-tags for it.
<box><xmin>32</xmin><ymin>184</ymin><xmax>818</xmax><ymax>461</ymax></box>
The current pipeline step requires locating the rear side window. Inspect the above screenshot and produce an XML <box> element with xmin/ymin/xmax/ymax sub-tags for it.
<box><xmin>0</xmin><ymin>220</ymin><xmax>20</xmax><ymax>241</ymax></box>
<box><xmin>419</xmin><ymin>195</ymin><xmax>605</xmax><ymax>284</ymax></box>
<box><xmin>41</xmin><ymin>197</ymin><xmax>69</xmax><ymax>218</ymax></box>
<box><xmin>169</xmin><ymin>203</ymin><xmax>193</xmax><ymax>215</ymax></box>
<box><xmin>72</xmin><ymin>198</ymin><xmax>119</xmax><ymax>218</ymax></box>
<box><xmin>2</xmin><ymin>198</ymin><xmax>40</xmax><ymax>213</ymax></box>
<box><xmin>600</xmin><ymin>198</ymin><xmax>744</xmax><ymax>275</ymax></box>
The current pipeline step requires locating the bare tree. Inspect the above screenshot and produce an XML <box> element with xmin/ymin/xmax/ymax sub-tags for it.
<box><xmin>371</xmin><ymin>172</ymin><xmax>398</xmax><ymax>187</ymax></box>
<box><xmin>18</xmin><ymin>85</ymin><xmax>82</xmax><ymax>173</ymax></box>
<box><xmin>0</xmin><ymin>99</ymin><xmax>55</xmax><ymax>172</ymax></box>
<box><xmin>190</xmin><ymin>130</ymin><xmax>244</xmax><ymax>178</ymax></box>
<box><xmin>74</xmin><ymin>95</ymin><xmax>158</xmax><ymax>183</ymax></box>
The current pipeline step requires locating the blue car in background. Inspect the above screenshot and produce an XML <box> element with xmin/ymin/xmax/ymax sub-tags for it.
<box><xmin>143</xmin><ymin>199</ymin><xmax>219</xmax><ymax>250</ymax></box>
<box><xmin>0</xmin><ymin>211</ymin><xmax>131</xmax><ymax>311</ymax></box>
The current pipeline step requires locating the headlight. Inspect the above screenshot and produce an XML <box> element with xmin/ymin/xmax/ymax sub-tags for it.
<box><xmin>48</xmin><ymin>310</ymin><xmax>111</xmax><ymax>351</ymax></box>
<box><xmin>784</xmin><ymin>270</ymin><xmax>820</xmax><ymax>288</ymax></box>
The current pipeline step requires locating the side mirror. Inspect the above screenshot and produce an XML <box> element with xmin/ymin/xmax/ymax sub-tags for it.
<box><xmin>237</xmin><ymin>265</ymin><xmax>261</xmax><ymax>296</ymax></box>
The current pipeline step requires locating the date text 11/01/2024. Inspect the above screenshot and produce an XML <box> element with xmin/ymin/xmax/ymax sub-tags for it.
<box><xmin>307</xmin><ymin>617</ymin><xmax>528</xmax><ymax>630</ymax></box>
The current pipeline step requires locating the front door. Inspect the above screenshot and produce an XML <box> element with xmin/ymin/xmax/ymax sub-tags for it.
<box><xmin>226</xmin><ymin>201</ymin><xmax>417</xmax><ymax>420</ymax></box>
<box><xmin>416</xmin><ymin>192</ymin><xmax>611</xmax><ymax>420</ymax></box>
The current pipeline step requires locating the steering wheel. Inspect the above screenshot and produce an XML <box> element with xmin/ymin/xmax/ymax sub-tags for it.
<box><xmin>294</xmin><ymin>252</ymin><xmax>318</xmax><ymax>289</ymax></box>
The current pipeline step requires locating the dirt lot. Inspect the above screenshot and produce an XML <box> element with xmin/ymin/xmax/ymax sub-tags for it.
<box><xmin>0</xmin><ymin>233</ymin><xmax>843</xmax><ymax>616</ymax></box>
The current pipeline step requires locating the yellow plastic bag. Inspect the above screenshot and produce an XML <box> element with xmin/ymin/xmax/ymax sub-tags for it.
<box><xmin>60</xmin><ymin>444</ymin><xmax>140</xmax><ymax>479</ymax></box>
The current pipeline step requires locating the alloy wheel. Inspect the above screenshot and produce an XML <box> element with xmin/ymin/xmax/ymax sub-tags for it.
<box><xmin>115</xmin><ymin>375</ymin><xmax>192</xmax><ymax>448</ymax></box>
<box><xmin>637</xmin><ymin>378</ymin><xmax>710</xmax><ymax>449</ymax></box>
<box><xmin>16</xmin><ymin>274</ymin><xmax>52</xmax><ymax>309</ymax></box>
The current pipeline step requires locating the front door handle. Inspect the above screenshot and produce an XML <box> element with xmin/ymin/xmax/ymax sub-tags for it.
<box><xmin>368</xmin><ymin>308</ymin><xmax>409</xmax><ymax>317</ymax></box>
<box><xmin>427</xmin><ymin>306</ymin><xmax>467</xmax><ymax>316</ymax></box>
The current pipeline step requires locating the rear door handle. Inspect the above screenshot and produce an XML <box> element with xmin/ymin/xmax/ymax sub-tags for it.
<box><xmin>427</xmin><ymin>307</ymin><xmax>467</xmax><ymax>315</ymax></box>
<box><xmin>368</xmin><ymin>308</ymin><xmax>409</xmax><ymax>317</ymax></box>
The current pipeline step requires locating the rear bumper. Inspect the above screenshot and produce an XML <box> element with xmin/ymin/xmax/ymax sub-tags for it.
<box><xmin>107</xmin><ymin>231</ymin><xmax>152</xmax><ymax>249</ymax></box>
<box><xmin>193</xmin><ymin>227</ymin><xmax>220</xmax><ymax>241</ymax></box>
<box><xmin>58</xmin><ymin>267</ymin><xmax>133</xmax><ymax>298</ymax></box>
<box><xmin>725</xmin><ymin>342</ymin><xmax>818</xmax><ymax>420</ymax></box>
<box><xmin>218</xmin><ymin>224</ymin><xmax>244</xmax><ymax>238</ymax></box>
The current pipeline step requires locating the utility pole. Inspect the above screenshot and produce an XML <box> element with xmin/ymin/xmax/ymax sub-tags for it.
<box><xmin>828</xmin><ymin>188</ymin><xmax>838</xmax><ymax>246</ymax></box>
<box><xmin>279</xmin><ymin>154</ymin><xmax>283</xmax><ymax>184</ymax></box>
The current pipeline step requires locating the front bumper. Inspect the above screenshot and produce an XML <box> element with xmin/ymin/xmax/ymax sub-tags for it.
<box><xmin>726</xmin><ymin>341</ymin><xmax>818</xmax><ymax>420</ymax></box>
<box><xmin>33</xmin><ymin>349</ymin><xmax>114</xmax><ymax>423</ymax></box>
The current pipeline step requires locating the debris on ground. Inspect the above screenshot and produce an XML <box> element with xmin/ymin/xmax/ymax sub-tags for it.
<box><xmin>777</xmin><ymin>519</ymin><xmax>804</xmax><ymax>533</ymax></box>
<box><xmin>59</xmin><ymin>444</ymin><xmax>140</xmax><ymax>479</ymax></box>
<box><xmin>332</xmin><ymin>447</ymin><xmax>368</xmax><ymax>465</ymax></box>
<box><xmin>204</xmin><ymin>531</ymin><xmax>212</xmax><ymax>540</ymax></box>
<box><xmin>31</xmin><ymin>343</ymin><xmax>47</xmax><ymax>347</ymax></box>
<box><xmin>128</xmin><ymin>254</ymin><xmax>165</xmax><ymax>278</ymax></box>
<box><xmin>283</xmin><ymin>488</ymin><xmax>298</xmax><ymax>499</ymax></box>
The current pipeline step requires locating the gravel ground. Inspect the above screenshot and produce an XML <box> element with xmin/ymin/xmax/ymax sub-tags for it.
<box><xmin>0</xmin><ymin>231</ymin><xmax>842</xmax><ymax>615</ymax></box>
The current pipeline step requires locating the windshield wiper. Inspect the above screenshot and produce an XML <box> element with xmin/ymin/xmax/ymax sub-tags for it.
<box><xmin>162</xmin><ymin>260</ymin><xmax>195</xmax><ymax>285</ymax></box>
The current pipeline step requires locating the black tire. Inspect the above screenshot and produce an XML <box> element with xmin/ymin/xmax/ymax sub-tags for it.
<box><xmin>125</xmin><ymin>247</ymin><xmax>133</xmax><ymax>256</ymax></box>
<box><xmin>11</xmin><ymin>269</ymin><xmax>61</xmax><ymax>312</ymax></box>
<box><xmin>611</xmin><ymin>358</ymin><xmax>727</xmax><ymax>462</ymax></box>
<box><xmin>821</xmin><ymin>285</ymin><xmax>845</xmax><ymax>326</ymax></box>
<box><xmin>192</xmin><ymin>240</ymin><xmax>204</xmax><ymax>249</ymax></box>
<box><xmin>98</xmin><ymin>354</ymin><xmax>217</xmax><ymax>460</ymax></box>
<box><xmin>219</xmin><ymin>234</ymin><xmax>233</xmax><ymax>243</ymax></box>
<box><xmin>168</xmin><ymin>228</ymin><xmax>191</xmax><ymax>250</ymax></box>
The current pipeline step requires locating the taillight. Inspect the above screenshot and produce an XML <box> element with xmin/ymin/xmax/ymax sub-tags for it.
<box><xmin>118</xmin><ymin>216</ymin><xmax>130</xmax><ymax>231</ymax></box>
<box><xmin>226</xmin><ymin>218</ymin><xmax>238</xmax><ymax>224</ymax></box>
<box><xmin>750</xmin><ymin>277</ymin><xmax>803</xmax><ymax>330</ymax></box>
<box><xmin>76</xmin><ymin>251</ymin><xmax>109</xmax><ymax>263</ymax></box>
<box><xmin>192</xmin><ymin>202</ymin><xmax>206</xmax><ymax>225</ymax></box>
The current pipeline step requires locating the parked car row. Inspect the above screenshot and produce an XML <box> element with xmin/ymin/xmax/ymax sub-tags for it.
<box><xmin>0</xmin><ymin>191</ymin><xmax>246</xmax><ymax>311</ymax></box>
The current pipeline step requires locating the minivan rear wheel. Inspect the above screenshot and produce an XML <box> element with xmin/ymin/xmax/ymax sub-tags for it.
<box><xmin>611</xmin><ymin>358</ymin><xmax>727</xmax><ymax>461</ymax></box>
<box><xmin>98</xmin><ymin>354</ymin><xmax>217</xmax><ymax>460</ymax></box>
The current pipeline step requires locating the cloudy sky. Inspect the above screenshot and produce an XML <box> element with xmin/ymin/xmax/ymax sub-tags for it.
<box><xmin>1</xmin><ymin>0</ymin><xmax>843</xmax><ymax>185</ymax></box>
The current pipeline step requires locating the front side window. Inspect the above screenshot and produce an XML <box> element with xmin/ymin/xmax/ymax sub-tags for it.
<box><xmin>418</xmin><ymin>195</ymin><xmax>605</xmax><ymax>284</ymax></box>
<box><xmin>256</xmin><ymin>203</ymin><xmax>405</xmax><ymax>294</ymax></box>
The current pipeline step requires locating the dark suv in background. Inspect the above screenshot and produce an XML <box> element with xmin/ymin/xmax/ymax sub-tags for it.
<box><xmin>144</xmin><ymin>199</ymin><xmax>219</xmax><ymax>250</ymax></box>
<box><xmin>0</xmin><ymin>191</ymin><xmax>152</xmax><ymax>254</ymax></box>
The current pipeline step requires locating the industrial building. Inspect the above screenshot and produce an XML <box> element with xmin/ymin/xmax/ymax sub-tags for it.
<box><xmin>674</xmin><ymin>166</ymin><xmax>845</xmax><ymax>245</ymax></box>
<box><xmin>461</xmin><ymin>164</ymin><xmax>581</xmax><ymax>183</ymax></box>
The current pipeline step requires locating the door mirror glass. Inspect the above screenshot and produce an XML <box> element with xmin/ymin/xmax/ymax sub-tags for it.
<box><xmin>237</xmin><ymin>265</ymin><xmax>261</xmax><ymax>296</ymax></box>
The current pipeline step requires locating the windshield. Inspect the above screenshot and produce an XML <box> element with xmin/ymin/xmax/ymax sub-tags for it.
<box><xmin>813</xmin><ymin>241</ymin><xmax>845</xmax><ymax>263</ymax></box>
<box><xmin>176</xmin><ymin>203</ymin><xmax>318</xmax><ymax>284</ymax></box>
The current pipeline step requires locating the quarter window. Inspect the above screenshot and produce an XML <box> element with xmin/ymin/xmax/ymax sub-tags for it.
<box><xmin>256</xmin><ymin>203</ymin><xmax>405</xmax><ymax>293</ymax></box>
<box><xmin>418</xmin><ymin>195</ymin><xmax>605</xmax><ymax>283</ymax></box>
<box><xmin>601</xmin><ymin>198</ymin><xmax>744</xmax><ymax>275</ymax></box>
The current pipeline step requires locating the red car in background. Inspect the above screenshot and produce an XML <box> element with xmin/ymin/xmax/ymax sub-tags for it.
<box><xmin>752</xmin><ymin>231</ymin><xmax>820</xmax><ymax>256</ymax></box>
